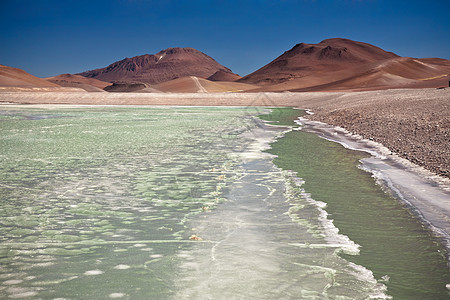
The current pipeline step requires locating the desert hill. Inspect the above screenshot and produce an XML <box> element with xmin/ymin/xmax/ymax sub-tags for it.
<box><xmin>155</xmin><ymin>76</ymin><xmax>257</xmax><ymax>93</ymax></box>
<box><xmin>239</xmin><ymin>38</ymin><xmax>399</xmax><ymax>85</ymax></box>
<box><xmin>239</xmin><ymin>38</ymin><xmax>450</xmax><ymax>91</ymax></box>
<box><xmin>0</xmin><ymin>64</ymin><xmax>88</xmax><ymax>92</ymax></box>
<box><xmin>0</xmin><ymin>64</ymin><xmax>60</xmax><ymax>88</ymax></box>
<box><xmin>207</xmin><ymin>70</ymin><xmax>242</xmax><ymax>82</ymax></box>
<box><xmin>46</xmin><ymin>73</ymin><xmax>112</xmax><ymax>92</ymax></box>
<box><xmin>2</xmin><ymin>39</ymin><xmax>449</xmax><ymax>93</ymax></box>
<box><xmin>78</xmin><ymin>47</ymin><xmax>239</xmax><ymax>85</ymax></box>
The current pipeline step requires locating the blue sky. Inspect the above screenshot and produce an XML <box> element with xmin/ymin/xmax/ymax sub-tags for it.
<box><xmin>1</xmin><ymin>0</ymin><xmax>449</xmax><ymax>78</ymax></box>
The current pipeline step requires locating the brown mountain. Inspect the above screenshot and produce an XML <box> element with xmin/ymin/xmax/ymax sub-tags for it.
<box><xmin>154</xmin><ymin>76</ymin><xmax>257</xmax><ymax>93</ymax></box>
<box><xmin>78</xmin><ymin>47</ymin><xmax>238</xmax><ymax>85</ymax></box>
<box><xmin>239</xmin><ymin>38</ymin><xmax>450</xmax><ymax>91</ymax></box>
<box><xmin>0</xmin><ymin>64</ymin><xmax>60</xmax><ymax>88</ymax></box>
<box><xmin>207</xmin><ymin>70</ymin><xmax>242</xmax><ymax>82</ymax></box>
<box><xmin>239</xmin><ymin>38</ymin><xmax>399</xmax><ymax>85</ymax></box>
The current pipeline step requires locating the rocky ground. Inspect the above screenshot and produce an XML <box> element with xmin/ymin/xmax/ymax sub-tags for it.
<box><xmin>302</xmin><ymin>88</ymin><xmax>450</xmax><ymax>179</ymax></box>
<box><xmin>1</xmin><ymin>88</ymin><xmax>448</xmax><ymax>178</ymax></box>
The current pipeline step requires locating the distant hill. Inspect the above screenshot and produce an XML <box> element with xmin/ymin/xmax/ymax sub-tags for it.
<box><xmin>239</xmin><ymin>38</ymin><xmax>399</xmax><ymax>85</ymax></box>
<box><xmin>239</xmin><ymin>38</ymin><xmax>450</xmax><ymax>91</ymax></box>
<box><xmin>207</xmin><ymin>70</ymin><xmax>242</xmax><ymax>82</ymax></box>
<box><xmin>155</xmin><ymin>76</ymin><xmax>257</xmax><ymax>93</ymax></box>
<box><xmin>78</xmin><ymin>47</ymin><xmax>239</xmax><ymax>85</ymax></box>
<box><xmin>46</xmin><ymin>73</ymin><xmax>112</xmax><ymax>92</ymax></box>
<box><xmin>2</xmin><ymin>39</ymin><xmax>449</xmax><ymax>93</ymax></box>
<box><xmin>0</xmin><ymin>64</ymin><xmax>60</xmax><ymax>88</ymax></box>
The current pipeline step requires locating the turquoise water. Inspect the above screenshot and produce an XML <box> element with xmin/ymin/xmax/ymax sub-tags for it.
<box><xmin>0</xmin><ymin>106</ymin><xmax>260</xmax><ymax>298</ymax></box>
<box><xmin>264</xmin><ymin>108</ymin><xmax>450</xmax><ymax>299</ymax></box>
<box><xmin>1</xmin><ymin>105</ymin><xmax>448</xmax><ymax>299</ymax></box>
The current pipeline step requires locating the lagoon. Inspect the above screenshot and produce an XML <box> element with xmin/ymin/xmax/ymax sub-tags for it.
<box><xmin>0</xmin><ymin>106</ymin><xmax>448</xmax><ymax>299</ymax></box>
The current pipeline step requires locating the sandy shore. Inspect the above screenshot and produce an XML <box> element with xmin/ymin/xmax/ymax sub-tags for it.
<box><xmin>1</xmin><ymin>88</ymin><xmax>449</xmax><ymax>179</ymax></box>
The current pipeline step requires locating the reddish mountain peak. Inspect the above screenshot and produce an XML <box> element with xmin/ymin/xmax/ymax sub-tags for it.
<box><xmin>239</xmin><ymin>38</ymin><xmax>400</xmax><ymax>85</ymax></box>
<box><xmin>283</xmin><ymin>38</ymin><xmax>397</xmax><ymax>61</ymax></box>
<box><xmin>157</xmin><ymin>47</ymin><xmax>200</xmax><ymax>55</ymax></box>
<box><xmin>319</xmin><ymin>37</ymin><xmax>356</xmax><ymax>44</ymax></box>
<box><xmin>284</xmin><ymin>42</ymin><xmax>350</xmax><ymax>61</ymax></box>
<box><xmin>78</xmin><ymin>47</ymin><xmax>236</xmax><ymax>85</ymax></box>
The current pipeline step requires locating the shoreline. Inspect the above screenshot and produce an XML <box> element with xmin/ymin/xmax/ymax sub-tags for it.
<box><xmin>177</xmin><ymin>120</ymin><xmax>390</xmax><ymax>299</ymax></box>
<box><xmin>296</xmin><ymin>116</ymin><xmax>450</xmax><ymax>263</ymax></box>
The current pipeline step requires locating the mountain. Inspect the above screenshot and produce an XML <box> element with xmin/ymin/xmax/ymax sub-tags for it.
<box><xmin>46</xmin><ymin>73</ymin><xmax>112</xmax><ymax>92</ymax></box>
<box><xmin>239</xmin><ymin>38</ymin><xmax>399</xmax><ymax>85</ymax></box>
<box><xmin>239</xmin><ymin>38</ymin><xmax>450</xmax><ymax>91</ymax></box>
<box><xmin>207</xmin><ymin>70</ymin><xmax>242</xmax><ymax>82</ymax></box>
<box><xmin>0</xmin><ymin>64</ymin><xmax>60</xmax><ymax>88</ymax></box>
<box><xmin>78</xmin><ymin>47</ymin><xmax>238</xmax><ymax>85</ymax></box>
<box><xmin>154</xmin><ymin>76</ymin><xmax>257</xmax><ymax>93</ymax></box>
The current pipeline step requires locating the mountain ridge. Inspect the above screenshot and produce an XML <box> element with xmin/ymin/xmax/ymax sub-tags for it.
<box><xmin>239</xmin><ymin>38</ymin><xmax>400</xmax><ymax>85</ymax></box>
<box><xmin>77</xmin><ymin>47</ymin><xmax>238</xmax><ymax>85</ymax></box>
<box><xmin>1</xmin><ymin>38</ymin><xmax>449</xmax><ymax>92</ymax></box>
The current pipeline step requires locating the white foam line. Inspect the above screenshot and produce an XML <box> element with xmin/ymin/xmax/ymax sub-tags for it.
<box><xmin>284</xmin><ymin>171</ymin><xmax>391</xmax><ymax>298</ymax></box>
<box><xmin>295</xmin><ymin>118</ymin><xmax>387</xmax><ymax>158</ymax></box>
<box><xmin>285</xmin><ymin>171</ymin><xmax>360</xmax><ymax>255</ymax></box>
<box><xmin>296</xmin><ymin>114</ymin><xmax>450</xmax><ymax>265</ymax></box>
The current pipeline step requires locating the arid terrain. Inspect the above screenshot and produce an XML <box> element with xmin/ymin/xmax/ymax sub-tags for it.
<box><xmin>239</xmin><ymin>38</ymin><xmax>450</xmax><ymax>92</ymax></box>
<box><xmin>2</xmin><ymin>38</ymin><xmax>449</xmax><ymax>93</ymax></box>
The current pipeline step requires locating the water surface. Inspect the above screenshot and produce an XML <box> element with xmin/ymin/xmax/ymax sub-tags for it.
<box><xmin>264</xmin><ymin>108</ymin><xmax>450</xmax><ymax>299</ymax></box>
<box><xmin>1</xmin><ymin>106</ymin><xmax>448</xmax><ymax>299</ymax></box>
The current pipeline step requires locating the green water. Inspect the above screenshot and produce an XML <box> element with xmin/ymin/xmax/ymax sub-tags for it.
<box><xmin>0</xmin><ymin>106</ymin><xmax>263</xmax><ymax>299</ymax></box>
<box><xmin>1</xmin><ymin>105</ymin><xmax>449</xmax><ymax>299</ymax></box>
<box><xmin>264</xmin><ymin>108</ymin><xmax>450</xmax><ymax>299</ymax></box>
<box><xmin>258</xmin><ymin>107</ymin><xmax>306</xmax><ymax>127</ymax></box>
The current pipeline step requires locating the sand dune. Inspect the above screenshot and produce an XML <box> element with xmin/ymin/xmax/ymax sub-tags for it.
<box><xmin>0</xmin><ymin>64</ymin><xmax>60</xmax><ymax>88</ymax></box>
<box><xmin>0</xmin><ymin>65</ymin><xmax>88</xmax><ymax>92</ymax></box>
<box><xmin>208</xmin><ymin>70</ymin><xmax>242</xmax><ymax>82</ymax></box>
<box><xmin>155</xmin><ymin>76</ymin><xmax>258</xmax><ymax>93</ymax></box>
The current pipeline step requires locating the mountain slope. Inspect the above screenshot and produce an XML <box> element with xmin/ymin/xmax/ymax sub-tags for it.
<box><xmin>239</xmin><ymin>38</ymin><xmax>399</xmax><ymax>85</ymax></box>
<box><xmin>78</xmin><ymin>48</ymin><xmax>238</xmax><ymax>85</ymax></box>
<box><xmin>155</xmin><ymin>76</ymin><xmax>258</xmax><ymax>93</ymax></box>
<box><xmin>207</xmin><ymin>70</ymin><xmax>242</xmax><ymax>82</ymax></box>
<box><xmin>46</xmin><ymin>73</ymin><xmax>112</xmax><ymax>92</ymax></box>
<box><xmin>239</xmin><ymin>38</ymin><xmax>450</xmax><ymax>91</ymax></box>
<box><xmin>0</xmin><ymin>64</ymin><xmax>60</xmax><ymax>88</ymax></box>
